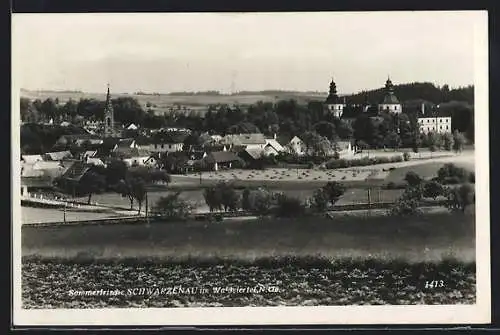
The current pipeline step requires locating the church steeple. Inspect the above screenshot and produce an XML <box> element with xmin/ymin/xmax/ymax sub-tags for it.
<box><xmin>325</xmin><ymin>77</ymin><xmax>339</xmax><ymax>104</ymax></box>
<box><xmin>104</xmin><ymin>83</ymin><xmax>115</xmax><ymax>137</ymax></box>
<box><xmin>379</xmin><ymin>76</ymin><xmax>402</xmax><ymax>113</ymax></box>
<box><xmin>385</xmin><ymin>76</ymin><xmax>394</xmax><ymax>94</ymax></box>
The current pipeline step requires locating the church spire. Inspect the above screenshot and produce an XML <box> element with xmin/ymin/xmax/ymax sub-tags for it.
<box><xmin>104</xmin><ymin>83</ymin><xmax>115</xmax><ymax>137</ymax></box>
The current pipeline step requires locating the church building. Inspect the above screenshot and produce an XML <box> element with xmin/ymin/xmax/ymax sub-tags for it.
<box><xmin>378</xmin><ymin>77</ymin><xmax>402</xmax><ymax>114</ymax></box>
<box><xmin>103</xmin><ymin>84</ymin><xmax>117</xmax><ymax>137</ymax></box>
<box><xmin>324</xmin><ymin>78</ymin><xmax>346</xmax><ymax>118</ymax></box>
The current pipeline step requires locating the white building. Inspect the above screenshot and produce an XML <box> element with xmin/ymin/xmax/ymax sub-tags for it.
<box><xmin>417</xmin><ymin>103</ymin><xmax>452</xmax><ymax>134</ymax></box>
<box><xmin>418</xmin><ymin>116</ymin><xmax>452</xmax><ymax>134</ymax></box>
<box><xmin>378</xmin><ymin>77</ymin><xmax>402</xmax><ymax>114</ymax></box>
<box><xmin>324</xmin><ymin>78</ymin><xmax>346</xmax><ymax>118</ymax></box>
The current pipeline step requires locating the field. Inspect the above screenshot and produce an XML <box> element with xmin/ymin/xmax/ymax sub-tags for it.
<box><xmin>21</xmin><ymin>211</ymin><xmax>475</xmax><ymax>307</ymax></box>
<box><xmin>20</xmin><ymin>90</ymin><xmax>327</xmax><ymax>116</ymax></box>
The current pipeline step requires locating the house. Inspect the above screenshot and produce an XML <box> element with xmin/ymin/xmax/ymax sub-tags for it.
<box><xmin>43</xmin><ymin>151</ymin><xmax>73</xmax><ymax>161</ymax></box>
<box><xmin>333</xmin><ymin>140</ymin><xmax>355</xmax><ymax>158</ymax></box>
<box><xmin>264</xmin><ymin>137</ymin><xmax>285</xmax><ymax>156</ymax></box>
<box><xmin>60</xmin><ymin>121</ymin><xmax>71</xmax><ymax>127</ymax></box>
<box><xmin>287</xmin><ymin>136</ymin><xmax>306</xmax><ymax>156</ymax></box>
<box><xmin>203</xmin><ymin>151</ymin><xmax>244</xmax><ymax>171</ymax></box>
<box><xmin>123</xmin><ymin>155</ymin><xmax>158</xmax><ymax>168</ymax></box>
<box><xmin>84</xmin><ymin>150</ymin><xmax>97</xmax><ymax>158</ymax></box>
<box><xmin>417</xmin><ymin>103</ymin><xmax>452</xmax><ymax>134</ymax></box>
<box><xmin>221</xmin><ymin>133</ymin><xmax>267</xmax><ymax>150</ymax></box>
<box><xmin>30</xmin><ymin>160</ymin><xmax>75</xmax><ymax>179</ymax></box>
<box><xmin>113</xmin><ymin>138</ymin><xmax>137</xmax><ymax>151</ymax></box>
<box><xmin>21</xmin><ymin>154</ymin><xmax>44</xmax><ymax>164</ymax></box>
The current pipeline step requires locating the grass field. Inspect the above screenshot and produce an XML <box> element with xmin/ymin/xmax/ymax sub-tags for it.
<box><xmin>21</xmin><ymin>211</ymin><xmax>476</xmax><ymax>307</ymax></box>
<box><xmin>22</xmin><ymin>211</ymin><xmax>475</xmax><ymax>263</ymax></box>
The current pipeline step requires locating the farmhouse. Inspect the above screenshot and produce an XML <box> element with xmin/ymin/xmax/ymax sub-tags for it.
<box><xmin>21</xmin><ymin>154</ymin><xmax>44</xmax><ymax>164</ymax></box>
<box><xmin>203</xmin><ymin>151</ymin><xmax>243</xmax><ymax>171</ymax></box>
<box><xmin>21</xmin><ymin>176</ymin><xmax>54</xmax><ymax>197</ymax></box>
<box><xmin>287</xmin><ymin>136</ymin><xmax>306</xmax><ymax>156</ymax></box>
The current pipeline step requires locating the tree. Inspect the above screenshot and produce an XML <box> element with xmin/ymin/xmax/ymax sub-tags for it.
<box><xmin>313</xmin><ymin>121</ymin><xmax>337</xmax><ymax>141</ymax></box>
<box><xmin>149</xmin><ymin>169</ymin><xmax>171</xmax><ymax>185</ymax></box>
<box><xmin>310</xmin><ymin>188</ymin><xmax>329</xmax><ymax>212</ymax></box>
<box><xmin>442</xmin><ymin>132</ymin><xmax>454</xmax><ymax>151</ymax></box>
<box><xmin>131</xmin><ymin>179</ymin><xmax>147</xmax><ymax>215</ymax></box>
<box><xmin>426</xmin><ymin>132</ymin><xmax>441</xmax><ymax>151</ymax></box>
<box><xmin>322</xmin><ymin>181</ymin><xmax>346</xmax><ymax>206</ymax></box>
<box><xmin>152</xmin><ymin>192</ymin><xmax>192</xmax><ymax>219</ymax></box>
<box><xmin>105</xmin><ymin>159</ymin><xmax>128</xmax><ymax>187</ymax></box>
<box><xmin>79</xmin><ymin>171</ymin><xmax>106</xmax><ymax>205</ymax></box>
<box><xmin>216</xmin><ymin>182</ymin><xmax>240</xmax><ymax>212</ymax></box>
<box><xmin>452</xmin><ymin>130</ymin><xmax>466</xmax><ymax>153</ymax></box>
<box><xmin>241</xmin><ymin>187</ymin><xmax>272</xmax><ymax>215</ymax></box>
<box><xmin>203</xmin><ymin>186</ymin><xmax>223</xmax><ymax>212</ymax></box>
<box><xmin>446</xmin><ymin>183</ymin><xmax>475</xmax><ymax>212</ymax></box>
<box><xmin>384</xmin><ymin>131</ymin><xmax>401</xmax><ymax>150</ymax></box>
<box><xmin>404</xmin><ymin>171</ymin><xmax>423</xmax><ymax>187</ymax></box>
<box><xmin>423</xmin><ymin>181</ymin><xmax>444</xmax><ymax>200</ymax></box>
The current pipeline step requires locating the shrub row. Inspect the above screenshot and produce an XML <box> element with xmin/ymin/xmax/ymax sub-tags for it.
<box><xmin>325</xmin><ymin>155</ymin><xmax>403</xmax><ymax>169</ymax></box>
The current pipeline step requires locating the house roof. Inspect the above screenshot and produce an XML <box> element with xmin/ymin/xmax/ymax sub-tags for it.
<box><xmin>60</xmin><ymin>161</ymin><xmax>90</xmax><ymax>181</ymax></box>
<box><xmin>222</xmin><ymin>133</ymin><xmax>267</xmax><ymax>145</ymax></box>
<box><xmin>244</xmin><ymin>148</ymin><xmax>264</xmax><ymax>160</ymax></box>
<box><xmin>43</xmin><ymin>151</ymin><xmax>73</xmax><ymax>161</ymax></box>
<box><xmin>204</xmin><ymin>151</ymin><xmax>242</xmax><ymax>164</ymax></box>
<box><xmin>84</xmin><ymin>150</ymin><xmax>97</xmax><ymax>158</ymax></box>
<box><xmin>113</xmin><ymin>147</ymin><xmax>150</xmax><ymax>159</ymax></box>
<box><xmin>153</xmin><ymin>131</ymin><xmax>189</xmax><ymax>144</ymax></box>
<box><xmin>265</xmin><ymin>139</ymin><xmax>284</xmax><ymax>152</ymax></box>
<box><xmin>117</xmin><ymin>138</ymin><xmax>135</xmax><ymax>148</ymax></box>
<box><xmin>417</xmin><ymin>109</ymin><xmax>452</xmax><ymax>118</ymax></box>
<box><xmin>86</xmin><ymin>158</ymin><xmax>105</xmax><ymax>166</ymax></box>
<box><xmin>127</xmin><ymin>123</ymin><xmax>138</xmax><ymax>130</ymax></box>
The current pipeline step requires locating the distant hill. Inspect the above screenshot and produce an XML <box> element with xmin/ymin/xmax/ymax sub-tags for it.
<box><xmin>343</xmin><ymin>82</ymin><xmax>474</xmax><ymax>105</ymax></box>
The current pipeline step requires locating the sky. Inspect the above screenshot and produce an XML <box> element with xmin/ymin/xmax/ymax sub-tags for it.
<box><xmin>12</xmin><ymin>11</ymin><xmax>486</xmax><ymax>95</ymax></box>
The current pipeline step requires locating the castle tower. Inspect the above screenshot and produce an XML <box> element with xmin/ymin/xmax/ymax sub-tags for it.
<box><xmin>103</xmin><ymin>84</ymin><xmax>115</xmax><ymax>137</ymax></box>
<box><xmin>378</xmin><ymin>76</ymin><xmax>402</xmax><ymax>113</ymax></box>
<box><xmin>324</xmin><ymin>77</ymin><xmax>346</xmax><ymax>118</ymax></box>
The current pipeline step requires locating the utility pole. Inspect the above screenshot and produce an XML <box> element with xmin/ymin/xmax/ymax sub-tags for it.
<box><xmin>63</xmin><ymin>202</ymin><xmax>67</xmax><ymax>224</ymax></box>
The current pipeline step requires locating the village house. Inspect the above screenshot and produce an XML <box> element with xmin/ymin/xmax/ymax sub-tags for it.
<box><xmin>21</xmin><ymin>154</ymin><xmax>44</xmax><ymax>164</ymax></box>
<box><xmin>264</xmin><ymin>135</ymin><xmax>285</xmax><ymax>156</ymax></box>
<box><xmin>287</xmin><ymin>136</ymin><xmax>306</xmax><ymax>156</ymax></box>
<box><xmin>203</xmin><ymin>151</ymin><xmax>243</xmax><ymax>171</ymax></box>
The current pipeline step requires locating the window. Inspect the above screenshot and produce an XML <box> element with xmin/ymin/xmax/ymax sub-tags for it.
<box><xmin>440</xmin><ymin>119</ymin><xmax>442</xmax><ymax>123</ymax></box>
<box><xmin>394</xmin><ymin>106</ymin><xmax>398</xmax><ymax>110</ymax></box>
<box><xmin>168</xmin><ymin>144</ymin><xmax>172</xmax><ymax>149</ymax></box>
<box><xmin>440</xmin><ymin>125</ymin><xmax>442</xmax><ymax>130</ymax></box>
<box><xmin>446</xmin><ymin>125</ymin><xmax>449</xmax><ymax>130</ymax></box>
<box><xmin>154</xmin><ymin>144</ymin><xmax>157</xmax><ymax>149</ymax></box>
<box><xmin>161</xmin><ymin>144</ymin><xmax>164</xmax><ymax>149</ymax></box>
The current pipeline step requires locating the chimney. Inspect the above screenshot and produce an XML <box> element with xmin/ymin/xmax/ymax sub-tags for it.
<box><xmin>421</xmin><ymin>102</ymin><xmax>425</xmax><ymax>115</ymax></box>
<box><xmin>273</xmin><ymin>133</ymin><xmax>277</xmax><ymax>140</ymax></box>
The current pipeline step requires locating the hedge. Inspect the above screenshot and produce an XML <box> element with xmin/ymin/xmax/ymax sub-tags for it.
<box><xmin>325</xmin><ymin>155</ymin><xmax>403</xmax><ymax>169</ymax></box>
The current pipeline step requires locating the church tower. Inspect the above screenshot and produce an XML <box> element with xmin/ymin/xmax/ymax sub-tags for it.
<box><xmin>103</xmin><ymin>84</ymin><xmax>115</xmax><ymax>137</ymax></box>
<box><xmin>378</xmin><ymin>76</ymin><xmax>402</xmax><ymax>113</ymax></box>
<box><xmin>324</xmin><ymin>77</ymin><xmax>346</xmax><ymax>118</ymax></box>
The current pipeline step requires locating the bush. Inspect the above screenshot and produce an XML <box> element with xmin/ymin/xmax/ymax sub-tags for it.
<box><xmin>389</xmin><ymin>198</ymin><xmax>421</xmax><ymax>216</ymax></box>
<box><xmin>446</xmin><ymin>183</ymin><xmax>475</xmax><ymax>212</ymax></box>
<box><xmin>403</xmin><ymin>152</ymin><xmax>410</xmax><ymax>161</ymax></box>
<box><xmin>274</xmin><ymin>194</ymin><xmax>306</xmax><ymax>218</ymax></box>
<box><xmin>325</xmin><ymin>155</ymin><xmax>403</xmax><ymax>169</ymax></box>
<box><xmin>437</xmin><ymin>163</ymin><xmax>468</xmax><ymax>183</ymax></box>
<box><xmin>404</xmin><ymin>171</ymin><xmax>423</xmax><ymax>187</ymax></box>
<box><xmin>423</xmin><ymin>181</ymin><xmax>444</xmax><ymax>200</ymax></box>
